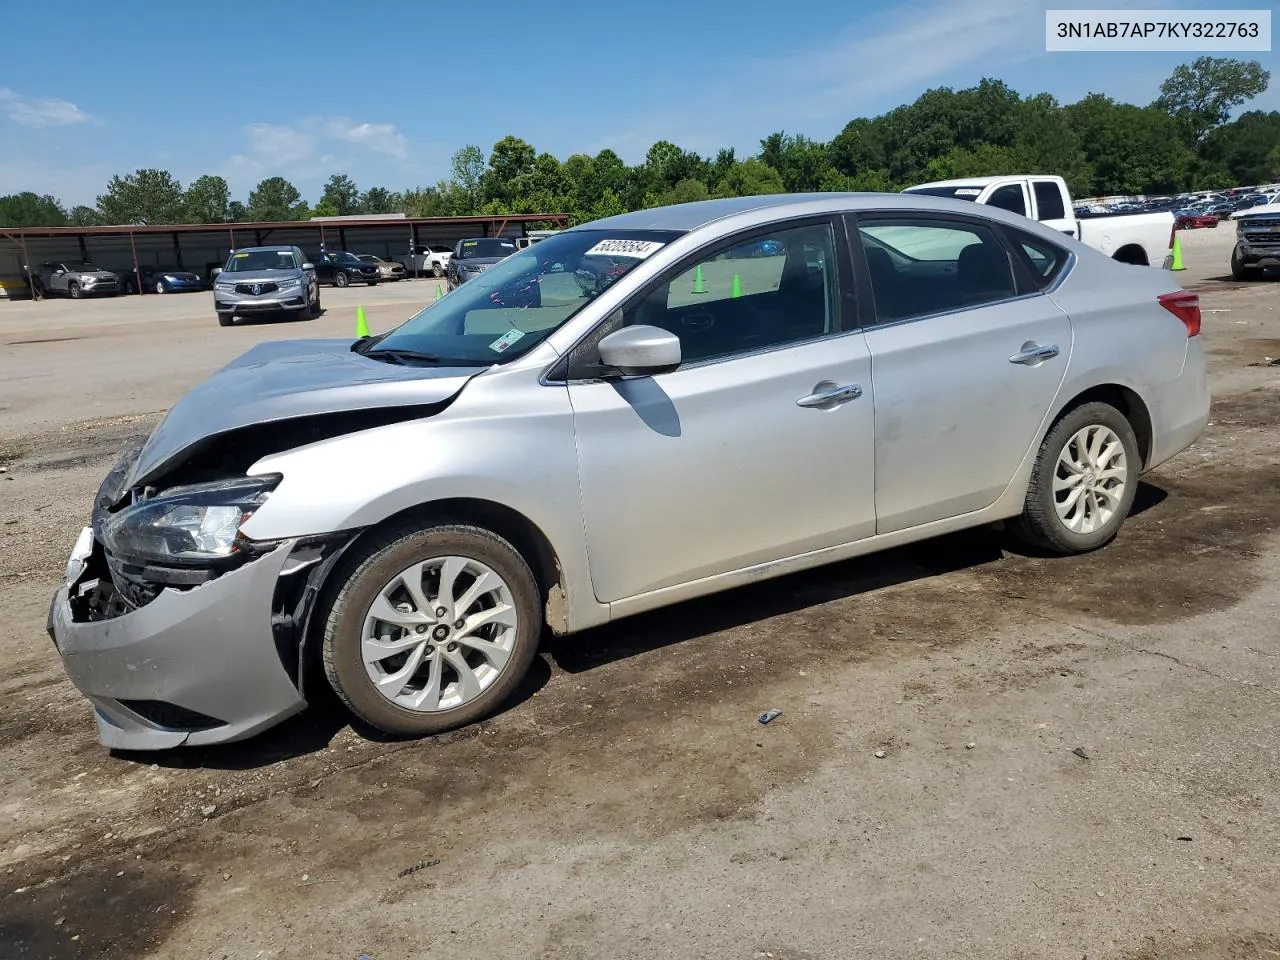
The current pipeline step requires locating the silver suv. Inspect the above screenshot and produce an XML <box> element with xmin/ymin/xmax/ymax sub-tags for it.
<box><xmin>37</xmin><ymin>260</ymin><xmax>120</xmax><ymax>298</ymax></box>
<box><xmin>212</xmin><ymin>245</ymin><xmax>320</xmax><ymax>327</ymax></box>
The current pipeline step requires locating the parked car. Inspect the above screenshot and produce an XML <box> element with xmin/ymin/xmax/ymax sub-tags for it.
<box><xmin>906</xmin><ymin>175</ymin><xmax>1176</xmax><ymax>267</ymax></box>
<box><xmin>397</xmin><ymin>244</ymin><xmax>453</xmax><ymax>276</ymax></box>
<box><xmin>1230</xmin><ymin>201</ymin><xmax>1280</xmax><ymax>279</ymax></box>
<box><xmin>120</xmin><ymin>265</ymin><xmax>204</xmax><ymax>295</ymax></box>
<box><xmin>1174</xmin><ymin>209</ymin><xmax>1220</xmax><ymax>229</ymax></box>
<box><xmin>211</xmin><ymin>245</ymin><xmax>320</xmax><ymax>327</ymax></box>
<box><xmin>307</xmin><ymin>250</ymin><xmax>380</xmax><ymax>287</ymax></box>
<box><xmin>35</xmin><ymin>260</ymin><xmax>119</xmax><ymax>298</ymax></box>
<box><xmin>46</xmin><ymin>192</ymin><xmax>1209</xmax><ymax>750</ymax></box>
<box><xmin>358</xmin><ymin>255</ymin><xmax>407</xmax><ymax>281</ymax></box>
<box><xmin>445</xmin><ymin>236</ymin><xmax>519</xmax><ymax>290</ymax></box>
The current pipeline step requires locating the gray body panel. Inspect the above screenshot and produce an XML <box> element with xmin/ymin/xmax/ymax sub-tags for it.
<box><xmin>50</xmin><ymin>191</ymin><xmax>1210</xmax><ymax>749</ymax></box>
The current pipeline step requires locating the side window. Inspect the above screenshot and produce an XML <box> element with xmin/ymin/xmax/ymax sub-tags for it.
<box><xmin>622</xmin><ymin>222</ymin><xmax>838</xmax><ymax>365</ymax></box>
<box><xmin>1009</xmin><ymin>229</ymin><xmax>1069</xmax><ymax>289</ymax></box>
<box><xmin>987</xmin><ymin>184</ymin><xmax>1027</xmax><ymax>217</ymax></box>
<box><xmin>858</xmin><ymin>219</ymin><xmax>1017</xmax><ymax>323</ymax></box>
<box><xmin>1032</xmin><ymin>181</ymin><xmax>1066</xmax><ymax>221</ymax></box>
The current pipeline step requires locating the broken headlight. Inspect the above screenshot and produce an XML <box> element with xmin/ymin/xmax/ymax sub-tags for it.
<box><xmin>102</xmin><ymin>474</ymin><xmax>281</xmax><ymax>566</ymax></box>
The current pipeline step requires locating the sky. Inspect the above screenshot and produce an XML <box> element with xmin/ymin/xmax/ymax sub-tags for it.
<box><xmin>0</xmin><ymin>0</ymin><xmax>1275</xmax><ymax>207</ymax></box>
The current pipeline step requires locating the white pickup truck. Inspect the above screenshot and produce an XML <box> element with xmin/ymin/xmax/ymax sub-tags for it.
<box><xmin>904</xmin><ymin>174</ymin><xmax>1175</xmax><ymax>269</ymax></box>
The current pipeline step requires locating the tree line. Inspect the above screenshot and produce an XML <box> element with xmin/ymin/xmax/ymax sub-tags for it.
<box><xmin>1</xmin><ymin>57</ymin><xmax>1275</xmax><ymax>231</ymax></box>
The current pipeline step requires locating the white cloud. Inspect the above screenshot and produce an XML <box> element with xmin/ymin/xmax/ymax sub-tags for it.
<box><xmin>218</xmin><ymin>116</ymin><xmax>410</xmax><ymax>192</ymax></box>
<box><xmin>0</xmin><ymin>88</ymin><xmax>91</xmax><ymax>127</ymax></box>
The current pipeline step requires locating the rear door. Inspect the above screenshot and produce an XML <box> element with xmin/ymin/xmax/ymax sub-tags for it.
<box><xmin>984</xmin><ymin>181</ymin><xmax>1031</xmax><ymax>220</ymax></box>
<box><xmin>850</xmin><ymin>213</ymin><xmax>1072</xmax><ymax>534</ymax></box>
<box><xmin>1030</xmin><ymin>178</ymin><xmax>1077</xmax><ymax>237</ymax></box>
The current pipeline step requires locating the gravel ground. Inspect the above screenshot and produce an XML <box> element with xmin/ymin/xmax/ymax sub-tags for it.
<box><xmin>2</xmin><ymin>232</ymin><xmax>1280</xmax><ymax>960</ymax></box>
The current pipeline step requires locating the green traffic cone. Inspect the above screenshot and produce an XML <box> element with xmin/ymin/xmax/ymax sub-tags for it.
<box><xmin>1171</xmin><ymin>234</ymin><xmax>1185</xmax><ymax>271</ymax></box>
<box><xmin>355</xmin><ymin>305</ymin><xmax>369</xmax><ymax>338</ymax></box>
<box><xmin>434</xmin><ymin>282</ymin><xmax>443</xmax><ymax>301</ymax></box>
<box><xmin>731</xmin><ymin>273</ymin><xmax>742</xmax><ymax>298</ymax></box>
<box><xmin>692</xmin><ymin>264</ymin><xmax>706</xmax><ymax>294</ymax></box>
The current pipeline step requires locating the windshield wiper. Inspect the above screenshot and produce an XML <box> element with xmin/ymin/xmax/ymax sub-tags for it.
<box><xmin>362</xmin><ymin>348</ymin><xmax>443</xmax><ymax>365</ymax></box>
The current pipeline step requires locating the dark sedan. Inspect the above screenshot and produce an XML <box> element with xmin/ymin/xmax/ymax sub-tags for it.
<box><xmin>446</xmin><ymin>236</ymin><xmax>518</xmax><ymax>290</ymax></box>
<box><xmin>121</xmin><ymin>265</ymin><xmax>204</xmax><ymax>294</ymax></box>
<box><xmin>307</xmin><ymin>250</ymin><xmax>380</xmax><ymax>287</ymax></box>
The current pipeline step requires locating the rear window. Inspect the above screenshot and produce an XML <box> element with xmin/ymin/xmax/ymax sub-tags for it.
<box><xmin>1032</xmin><ymin>181</ymin><xmax>1066</xmax><ymax>221</ymax></box>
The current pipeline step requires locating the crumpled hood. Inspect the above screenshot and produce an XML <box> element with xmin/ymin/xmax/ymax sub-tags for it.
<box><xmin>125</xmin><ymin>338</ymin><xmax>483</xmax><ymax>488</ymax></box>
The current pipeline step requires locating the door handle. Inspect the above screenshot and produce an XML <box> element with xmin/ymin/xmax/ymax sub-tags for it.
<box><xmin>796</xmin><ymin>382</ymin><xmax>862</xmax><ymax>408</ymax></box>
<box><xmin>1009</xmin><ymin>343</ymin><xmax>1060</xmax><ymax>365</ymax></box>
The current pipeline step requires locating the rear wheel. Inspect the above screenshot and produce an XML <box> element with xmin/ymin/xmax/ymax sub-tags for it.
<box><xmin>1011</xmin><ymin>401</ymin><xmax>1139</xmax><ymax>555</ymax></box>
<box><xmin>432</xmin><ymin>262</ymin><xmax>444</xmax><ymax>278</ymax></box>
<box><xmin>334</xmin><ymin>271</ymin><xmax>349</xmax><ymax>288</ymax></box>
<box><xmin>322</xmin><ymin>523</ymin><xmax>541</xmax><ymax>738</ymax></box>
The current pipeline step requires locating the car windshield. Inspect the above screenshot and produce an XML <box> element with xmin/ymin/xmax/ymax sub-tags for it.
<box><xmin>365</xmin><ymin>229</ymin><xmax>682</xmax><ymax>365</ymax></box>
<box><xmin>333</xmin><ymin>252</ymin><xmax>363</xmax><ymax>264</ymax></box>
<box><xmin>907</xmin><ymin>185</ymin><xmax>984</xmax><ymax>201</ymax></box>
<box><xmin>456</xmin><ymin>238</ymin><xmax>518</xmax><ymax>259</ymax></box>
<box><xmin>73</xmin><ymin>262</ymin><xmax>105</xmax><ymax>271</ymax></box>
<box><xmin>225</xmin><ymin>250</ymin><xmax>296</xmax><ymax>272</ymax></box>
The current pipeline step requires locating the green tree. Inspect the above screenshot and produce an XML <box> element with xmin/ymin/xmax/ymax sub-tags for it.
<box><xmin>247</xmin><ymin>176</ymin><xmax>308</xmax><ymax>221</ymax></box>
<box><xmin>715</xmin><ymin>159</ymin><xmax>786</xmax><ymax>197</ymax></box>
<box><xmin>359</xmin><ymin>186</ymin><xmax>397</xmax><ymax>214</ymax></box>
<box><xmin>96</xmin><ymin>168</ymin><xmax>185</xmax><ymax>225</ymax></box>
<box><xmin>311</xmin><ymin>199</ymin><xmax>339</xmax><ymax>217</ymax></box>
<box><xmin>68</xmin><ymin>205</ymin><xmax>101</xmax><ymax>226</ymax></box>
<box><xmin>1202</xmin><ymin>110</ymin><xmax>1280</xmax><ymax>185</ymax></box>
<box><xmin>590</xmin><ymin>188</ymin><xmax>627</xmax><ymax>222</ymax></box>
<box><xmin>660</xmin><ymin>178</ymin><xmax>710</xmax><ymax>206</ymax></box>
<box><xmin>450</xmin><ymin>145</ymin><xmax>485</xmax><ymax>211</ymax></box>
<box><xmin>1066</xmin><ymin>95</ymin><xmax>1194</xmax><ymax>194</ymax></box>
<box><xmin>226</xmin><ymin>200</ymin><xmax>249</xmax><ymax>222</ymax></box>
<box><xmin>319</xmin><ymin>174</ymin><xmax>360</xmax><ymax>215</ymax></box>
<box><xmin>183</xmin><ymin>174</ymin><xmax>230</xmax><ymax>222</ymax></box>
<box><xmin>481</xmin><ymin>136</ymin><xmax>537</xmax><ymax>206</ymax></box>
<box><xmin>1154</xmin><ymin>56</ymin><xmax>1271</xmax><ymax>143</ymax></box>
<box><xmin>759</xmin><ymin>132</ymin><xmax>832</xmax><ymax>192</ymax></box>
<box><xmin>0</xmin><ymin>192</ymin><xmax>68</xmax><ymax>227</ymax></box>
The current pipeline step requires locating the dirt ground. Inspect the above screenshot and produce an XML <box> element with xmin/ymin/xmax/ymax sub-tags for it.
<box><xmin>2</xmin><ymin>233</ymin><xmax>1280</xmax><ymax>960</ymax></box>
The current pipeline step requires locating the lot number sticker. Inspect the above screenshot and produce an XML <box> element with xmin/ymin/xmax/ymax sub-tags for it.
<box><xmin>489</xmin><ymin>328</ymin><xmax>526</xmax><ymax>353</ymax></box>
<box><xmin>583</xmin><ymin>239</ymin><xmax>666</xmax><ymax>259</ymax></box>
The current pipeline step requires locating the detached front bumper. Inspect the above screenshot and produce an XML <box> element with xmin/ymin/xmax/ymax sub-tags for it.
<box><xmin>48</xmin><ymin>530</ymin><xmax>307</xmax><ymax>750</ymax></box>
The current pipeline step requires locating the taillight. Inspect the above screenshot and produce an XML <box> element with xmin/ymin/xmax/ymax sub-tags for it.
<box><xmin>1158</xmin><ymin>290</ymin><xmax>1200</xmax><ymax>337</ymax></box>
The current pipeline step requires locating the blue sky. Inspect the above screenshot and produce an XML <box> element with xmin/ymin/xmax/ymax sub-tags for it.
<box><xmin>0</xmin><ymin>0</ymin><xmax>1275</xmax><ymax>206</ymax></box>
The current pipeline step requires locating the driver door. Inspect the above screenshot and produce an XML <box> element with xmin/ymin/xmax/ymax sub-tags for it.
<box><xmin>565</xmin><ymin>218</ymin><xmax>877</xmax><ymax>604</ymax></box>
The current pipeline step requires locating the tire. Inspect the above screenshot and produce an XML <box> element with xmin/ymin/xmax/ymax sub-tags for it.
<box><xmin>1231</xmin><ymin>247</ymin><xmax>1260</xmax><ymax>281</ymax></box>
<box><xmin>155</xmin><ymin>280</ymin><xmax>166</xmax><ymax>294</ymax></box>
<box><xmin>367</xmin><ymin>279</ymin><xmax>379</xmax><ymax>286</ymax></box>
<box><xmin>334</xmin><ymin>271</ymin><xmax>349</xmax><ymax>288</ymax></box>
<box><xmin>322</xmin><ymin>522</ymin><xmax>541</xmax><ymax>738</ymax></box>
<box><xmin>300</xmin><ymin>285</ymin><xmax>319</xmax><ymax>320</ymax></box>
<box><xmin>217</xmin><ymin>313</ymin><xmax>234</xmax><ymax>327</ymax></box>
<box><xmin>68</xmin><ymin>281</ymin><xmax>81</xmax><ymax>300</ymax></box>
<box><xmin>1011</xmin><ymin>401</ymin><xmax>1139</xmax><ymax>555</ymax></box>
<box><xmin>432</xmin><ymin>262</ymin><xmax>444</xmax><ymax>278</ymax></box>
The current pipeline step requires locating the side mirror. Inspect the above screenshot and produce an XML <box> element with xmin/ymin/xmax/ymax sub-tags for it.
<box><xmin>302</xmin><ymin>262</ymin><xmax>314</xmax><ymax>271</ymax></box>
<box><xmin>211</xmin><ymin>267</ymin><xmax>223</xmax><ymax>278</ymax></box>
<box><xmin>597</xmin><ymin>325</ymin><xmax>681</xmax><ymax>378</ymax></box>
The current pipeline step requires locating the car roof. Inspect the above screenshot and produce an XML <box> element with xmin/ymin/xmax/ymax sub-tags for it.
<box><xmin>233</xmin><ymin>245</ymin><xmax>296</xmax><ymax>253</ymax></box>
<box><xmin>574</xmin><ymin>191</ymin><xmax>1047</xmax><ymax>234</ymax></box>
<box><xmin>906</xmin><ymin>175</ymin><xmax>1061</xmax><ymax>190</ymax></box>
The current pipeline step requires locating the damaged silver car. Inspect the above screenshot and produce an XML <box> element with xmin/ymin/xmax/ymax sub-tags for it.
<box><xmin>49</xmin><ymin>194</ymin><xmax>1209</xmax><ymax>750</ymax></box>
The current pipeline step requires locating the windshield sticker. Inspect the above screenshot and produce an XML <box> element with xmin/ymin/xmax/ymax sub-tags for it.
<box><xmin>489</xmin><ymin>328</ymin><xmax>526</xmax><ymax>353</ymax></box>
<box><xmin>584</xmin><ymin>239</ymin><xmax>666</xmax><ymax>259</ymax></box>
<box><xmin>463</xmin><ymin>240</ymin><xmax>478</xmax><ymax>246</ymax></box>
<box><xmin>233</xmin><ymin>252</ymin><xmax>250</xmax><ymax>258</ymax></box>
<box><xmin>954</xmin><ymin>188</ymin><xmax>983</xmax><ymax>196</ymax></box>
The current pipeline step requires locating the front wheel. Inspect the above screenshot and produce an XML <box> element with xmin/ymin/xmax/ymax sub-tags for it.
<box><xmin>1010</xmin><ymin>401</ymin><xmax>1139</xmax><ymax>555</ymax></box>
<box><xmin>217</xmin><ymin>312</ymin><xmax>234</xmax><ymax>327</ymax></box>
<box><xmin>322</xmin><ymin>523</ymin><xmax>542</xmax><ymax>738</ymax></box>
<box><xmin>68</xmin><ymin>281</ymin><xmax>81</xmax><ymax>299</ymax></box>
<box><xmin>367</xmin><ymin>279</ymin><xmax>379</xmax><ymax>286</ymax></box>
<box><xmin>1231</xmin><ymin>247</ymin><xmax>1260</xmax><ymax>281</ymax></box>
<box><xmin>334</xmin><ymin>271</ymin><xmax>349</xmax><ymax>288</ymax></box>
<box><xmin>154</xmin><ymin>280</ymin><xmax>166</xmax><ymax>294</ymax></box>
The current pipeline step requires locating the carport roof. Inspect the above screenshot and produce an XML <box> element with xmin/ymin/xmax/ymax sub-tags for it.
<box><xmin>1</xmin><ymin>212</ymin><xmax>570</xmax><ymax>239</ymax></box>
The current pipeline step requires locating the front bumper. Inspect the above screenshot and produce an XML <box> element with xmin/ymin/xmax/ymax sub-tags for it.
<box><xmin>1236</xmin><ymin>239</ymin><xmax>1280</xmax><ymax>269</ymax></box>
<box><xmin>215</xmin><ymin>290</ymin><xmax>309</xmax><ymax>314</ymax></box>
<box><xmin>48</xmin><ymin>530</ymin><xmax>307</xmax><ymax>750</ymax></box>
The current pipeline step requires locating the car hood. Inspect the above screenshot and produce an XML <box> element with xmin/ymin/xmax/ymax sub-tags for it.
<box><xmin>216</xmin><ymin>269</ymin><xmax>302</xmax><ymax>283</ymax></box>
<box><xmin>1235</xmin><ymin>204</ymin><xmax>1280</xmax><ymax>221</ymax></box>
<box><xmin>457</xmin><ymin>257</ymin><xmax>507</xmax><ymax>268</ymax></box>
<box><xmin>124</xmin><ymin>338</ymin><xmax>483</xmax><ymax>488</ymax></box>
<box><xmin>80</xmin><ymin>270</ymin><xmax>117</xmax><ymax>279</ymax></box>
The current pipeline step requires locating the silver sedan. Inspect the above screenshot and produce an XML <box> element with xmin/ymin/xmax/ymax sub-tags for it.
<box><xmin>49</xmin><ymin>193</ymin><xmax>1209</xmax><ymax>749</ymax></box>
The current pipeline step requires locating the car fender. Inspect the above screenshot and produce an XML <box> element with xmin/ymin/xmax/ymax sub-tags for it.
<box><xmin>239</xmin><ymin>370</ymin><xmax>604</xmax><ymax>631</ymax></box>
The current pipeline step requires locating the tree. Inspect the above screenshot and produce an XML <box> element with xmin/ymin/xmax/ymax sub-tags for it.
<box><xmin>311</xmin><ymin>199</ymin><xmax>340</xmax><ymax>218</ymax></box>
<box><xmin>0</xmin><ymin>192</ymin><xmax>67</xmax><ymax>227</ymax></box>
<box><xmin>715</xmin><ymin>159</ymin><xmax>786</xmax><ymax>197</ymax></box>
<box><xmin>319</xmin><ymin>174</ymin><xmax>360</xmax><ymax>215</ymax></box>
<box><xmin>359</xmin><ymin>186</ymin><xmax>397</xmax><ymax>214</ymax></box>
<box><xmin>660</xmin><ymin>178</ymin><xmax>710</xmax><ymax>206</ymax></box>
<box><xmin>1154</xmin><ymin>56</ymin><xmax>1271</xmax><ymax>143</ymax></box>
<box><xmin>184</xmin><ymin>174</ymin><xmax>230</xmax><ymax>223</ymax></box>
<box><xmin>247</xmin><ymin>176</ymin><xmax>308</xmax><ymax>221</ymax></box>
<box><xmin>96</xmin><ymin>168</ymin><xmax>185</xmax><ymax>225</ymax></box>
<box><xmin>1066</xmin><ymin>95</ymin><xmax>1194</xmax><ymax>195</ymax></box>
<box><xmin>450</xmin><ymin>145</ymin><xmax>485</xmax><ymax>210</ymax></box>
<box><xmin>1202</xmin><ymin>110</ymin><xmax>1280</xmax><ymax>186</ymax></box>
<box><xmin>759</xmin><ymin>132</ymin><xmax>833</xmax><ymax>192</ymax></box>
<box><xmin>481</xmin><ymin>136</ymin><xmax>537</xmax><ymax>205</ymax></box>
<box><xmin>226</xmin><ymin>200</ymin><xmax>249</xmax><ymax>222</ymax></box>
<box><xmin>68</xmin><ymin>205</ymin><xmax>100</xmax><ymax>226</ymax></box>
